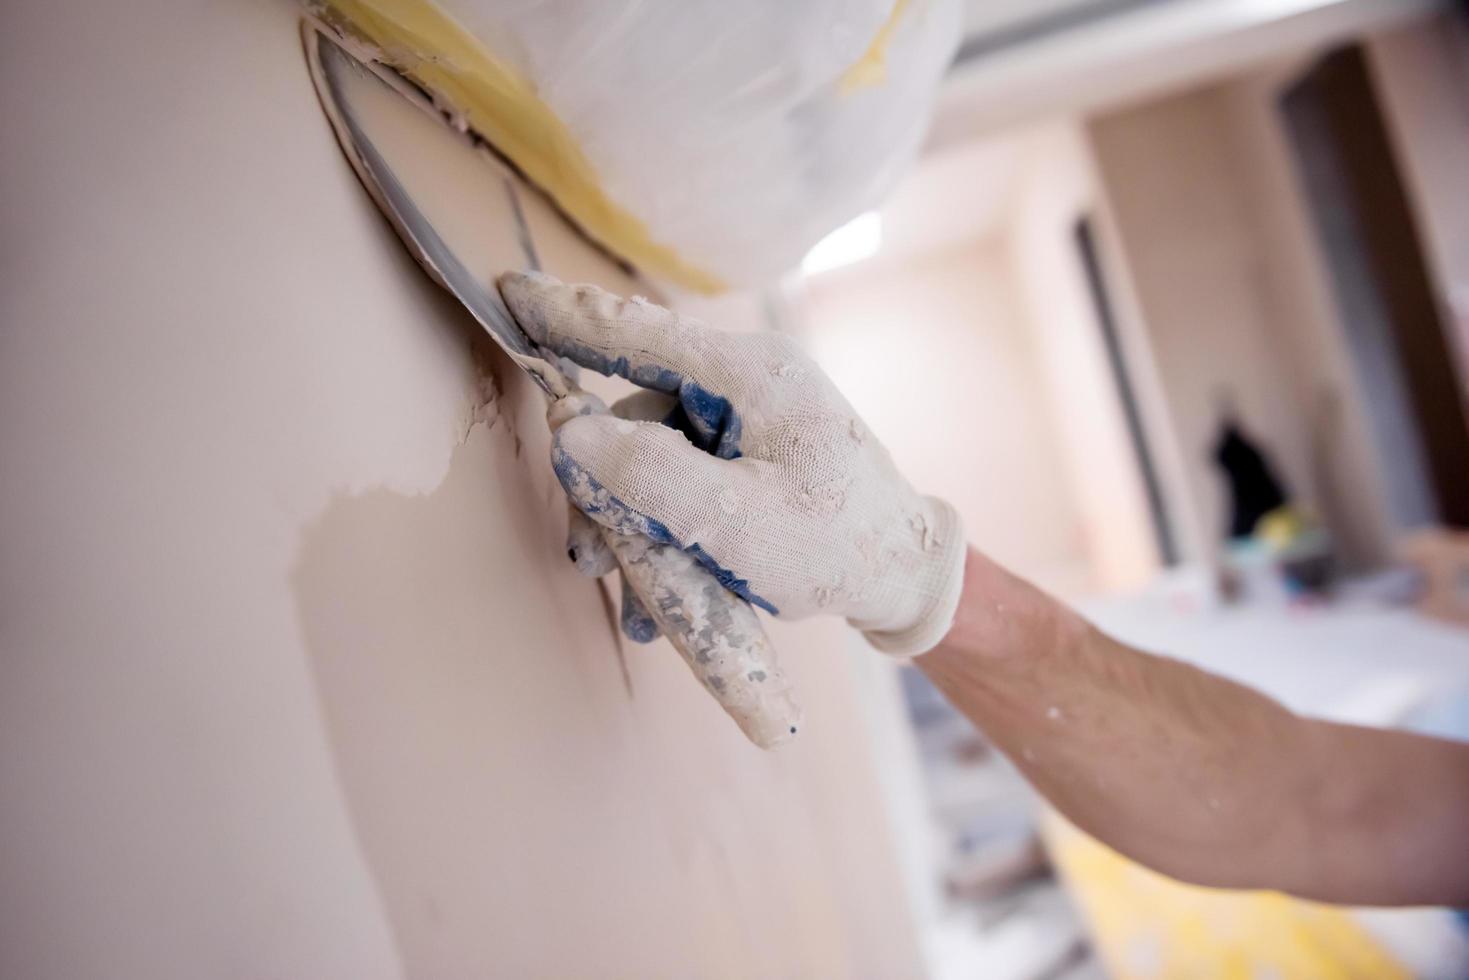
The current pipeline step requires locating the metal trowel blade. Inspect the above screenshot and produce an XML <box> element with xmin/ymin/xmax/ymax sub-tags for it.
<box><xmin>304</xmin><ymin>23</ymin><xmax>570</xmax><ymax>400</ymax></box>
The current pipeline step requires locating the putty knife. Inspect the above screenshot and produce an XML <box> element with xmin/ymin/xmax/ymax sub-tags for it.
<box><xmin>302</xmin><ymin>22</ymin><xmax>800</xmax><ymax>747</ymax></box>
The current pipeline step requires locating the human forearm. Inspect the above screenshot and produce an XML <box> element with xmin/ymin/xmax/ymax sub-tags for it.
<box><xmin>919</xmin><ymin>549</ymin><xmax>1469</xmax><ymax>904</ymax></box>
<box><xmin>501</xmin><ymin>277</ymin><xmax>1469</xmax><ymax>907</ymax></box>
<box><xmin>1295</xmin><ymin>720</ymin><xmax>1469</xmax><ymax>905</ymax></box>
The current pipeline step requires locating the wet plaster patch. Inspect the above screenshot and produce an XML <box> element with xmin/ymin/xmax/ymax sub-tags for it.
<box><xmin>289</xmin><ymin>405</ymin><xmax>644</xmax><ymax>973</ymax></box>
<box><xmin>279</xmin><ymin>309</ymin><xmax>920</xmax><ymax>974</ymax></box>
<box><xmin>285</xmin><ymin>404</ymin><xmax>892</xmax><ymax>977</ymax></box>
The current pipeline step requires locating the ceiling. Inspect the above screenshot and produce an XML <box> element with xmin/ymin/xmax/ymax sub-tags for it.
<box><xmin>806</xmin><ymin>0</ymin><xmax>1451</xmax><ymax>277</ymax></box>
<box><xmin>962</xmin><ymin>0</ymin><xmax>1117</xmax><ymax>37</ymax></box>
<box><xmin>931</xmin><ymin>0</ymin><xmax>1448</xmax><ymax>150</ymax></box>
<box><xmin>957</xmin><ymin>0</ymin><xmax>1172</xmax><ymax>62</ymax></box>
<box><xmin>831</xmin><ymin>0</ymin><xmax>1452</xmax><ymax>274</ymax></box>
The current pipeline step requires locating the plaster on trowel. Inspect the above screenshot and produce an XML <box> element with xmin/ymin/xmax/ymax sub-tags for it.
<box><xmin>301</xmin><ymin>23</ymin><xmax>801</xmax><ymax>748</ymax></box>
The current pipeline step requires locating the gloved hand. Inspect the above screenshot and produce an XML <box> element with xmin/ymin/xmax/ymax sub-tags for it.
<box><xmin>500</xmin><ymin>272</ymin><xmax>967</xmax><ymax>656</ymax></box>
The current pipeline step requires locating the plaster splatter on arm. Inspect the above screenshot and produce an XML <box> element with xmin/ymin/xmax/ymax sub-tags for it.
<box><xmin>920</xmin><ymin>547</ymin><xmax>1469</xmax><ymax>908</ymax></box>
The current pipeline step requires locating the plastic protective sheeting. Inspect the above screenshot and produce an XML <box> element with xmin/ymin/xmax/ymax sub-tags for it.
<box><xmin>316</xmin><ymin>0</ymin><xmax>961</xmax><ymax>290</ymax></box>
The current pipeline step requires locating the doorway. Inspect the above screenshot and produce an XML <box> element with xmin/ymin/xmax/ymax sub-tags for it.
<box><xmin>1282</xmin><ymin>45</ymin><xmax>1469</xmax><ymax>529</ymax></box>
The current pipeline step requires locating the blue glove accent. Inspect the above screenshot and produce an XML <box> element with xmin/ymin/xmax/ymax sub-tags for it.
<box><xmin>619</xmin><ymin>577</ymin><xmax>659</xmax><ymax>644</ymax></box>
<box><xmin>545</xmin><ymin>336</ymin><xmax>742</xmax><ymax>459</ymax></box>
<box><xmin>551</xmin><ymin>444</ymin><xmax>778</xmax><ymax>615</ymax></box>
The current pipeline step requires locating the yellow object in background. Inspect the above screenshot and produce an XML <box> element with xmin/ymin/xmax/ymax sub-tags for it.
<box><xmin>1042</xmin><ymin>812</ymin><xmax>1408</xmax><ymax>979</ymax></box>
<box><xmin>1255</xmin><ymin>505</ymin><xmax>1312</xmax><ymax>551</ymax></box>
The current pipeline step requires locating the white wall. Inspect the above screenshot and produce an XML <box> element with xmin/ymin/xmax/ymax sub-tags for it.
<box><xmin>1006</xmin><ymin>123</ymin><xmax>1163</xmax><ymax>591</ymax></box>
<box><xmin>0</xmin><ymin>4</ymin><xmax>923</xmax><ymax>978</ymax></box>
<box><xmin>800</xmin><ymin>240</ymin><xmax>1093</xmax><ymax>595</ymax></box>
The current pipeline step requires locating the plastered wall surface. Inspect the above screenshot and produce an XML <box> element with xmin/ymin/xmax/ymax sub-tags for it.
<box><xmin>0</xmin><ymin>3</ymin><xmax>922</xmax><ymax>978</ymax></box>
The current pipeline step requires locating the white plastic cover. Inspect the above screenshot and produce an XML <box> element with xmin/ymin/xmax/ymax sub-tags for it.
<box><xmin>434</xmin><ymin>0</ymin><xmax>961</xmax><ymax>287</ymax></box>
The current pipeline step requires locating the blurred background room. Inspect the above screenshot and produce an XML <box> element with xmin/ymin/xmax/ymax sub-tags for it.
<box><xmin>778</xmin><ymin>0</ymin><xmax>1469</xmax><ymax>975</ymax></box>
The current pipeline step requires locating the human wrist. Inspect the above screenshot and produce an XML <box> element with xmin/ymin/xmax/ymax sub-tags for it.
<box><xmin>921</xmin><ymin>547</ymin><xmax>1084</xmax><ymax>668</ymax></box>
<box><xmin>856</xmin><ymin>497</ymin><xmax>967</xmax><ymax>657</ymax></box>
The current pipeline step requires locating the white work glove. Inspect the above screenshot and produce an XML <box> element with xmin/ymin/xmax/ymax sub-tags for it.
<box><xmin>500</xmin><ymin>272</ymin><xmax>967</xmax><ymax>656</ymax></box>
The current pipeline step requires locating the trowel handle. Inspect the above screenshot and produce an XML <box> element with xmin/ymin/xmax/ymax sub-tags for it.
<box><xmin>601</xmin><ymin>528</ymin><xmax>801</xmax><ymax>748</ymax></box>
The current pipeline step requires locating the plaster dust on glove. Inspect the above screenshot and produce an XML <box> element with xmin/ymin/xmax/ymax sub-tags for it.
<box><xmin>504</xmin><ymin>272</ymin><xmax>968</xmax><ymax>658</ymax></box>
<box><xmin>545</xmin><ymin>395</ymin><xmax>801</xmax><ymax>747</ymax></box>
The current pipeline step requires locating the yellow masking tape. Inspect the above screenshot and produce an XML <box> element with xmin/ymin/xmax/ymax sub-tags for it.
<box><xmin>316</xmin><ymin>0</ymin><xmax>726</xmax><ymax>294</ymax></box>
<box><xmin>840</xmin><ymin>0</ymin><xmax>911</xmax><ymax>93</ymax></box>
